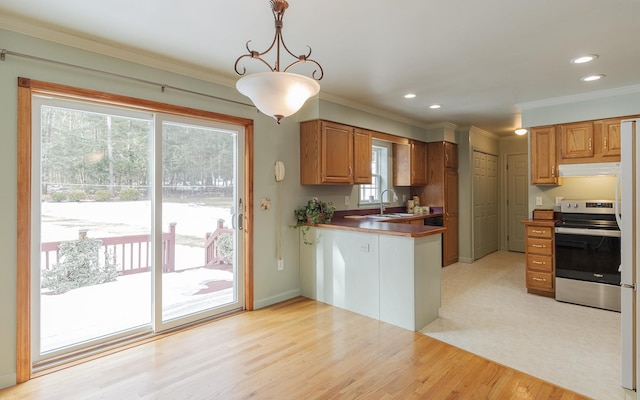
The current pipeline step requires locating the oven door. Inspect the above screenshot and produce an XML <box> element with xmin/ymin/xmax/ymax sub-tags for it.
<box><xmin>554</xmin><ymin>227</ymin><xmax>621</xmax><ymax>285</ymax></box>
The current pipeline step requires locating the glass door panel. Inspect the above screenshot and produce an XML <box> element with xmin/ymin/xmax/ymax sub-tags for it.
<box><xmin>159</xmin><ymin>118</ymin><xmax>243</xmax><ymax>326</ymax></box>
<box><xmin>34</xmin><ymin>97</ymin><xmax>153</xmax><ymax>360</ymax></box>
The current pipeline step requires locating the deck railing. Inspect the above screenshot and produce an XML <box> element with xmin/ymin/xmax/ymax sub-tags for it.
<box><xmin>205</xmin><ymin>219</ymin><xmax>233</xmax><ymax>266</ymax></box>
<box><xmin>41</xmin><ymin>223</ymin><xmax>176</xmax><ymax>275</ymax></box>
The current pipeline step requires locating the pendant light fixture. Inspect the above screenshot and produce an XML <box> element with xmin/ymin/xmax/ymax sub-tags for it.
<box><xmin>234</xmin><ymin>0</ymin><xmax>323</xmax><ymax>124</ymax></box>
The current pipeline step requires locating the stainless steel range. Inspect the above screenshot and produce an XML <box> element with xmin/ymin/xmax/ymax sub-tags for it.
<box><xmin>555</xmin><ymin>200</ymin><xmax>621</xmax><ymax>312</ymax></box>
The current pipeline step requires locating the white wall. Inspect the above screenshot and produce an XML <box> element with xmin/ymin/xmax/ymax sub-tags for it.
<box><xmin>0</xmin><ymin>28</ymin><xmax>432</xmax><ymax>388</ymax></box>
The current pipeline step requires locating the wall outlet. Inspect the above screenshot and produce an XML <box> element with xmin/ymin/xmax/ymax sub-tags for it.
<box><xmin>344</xmin><ymin>196</ymin><xmax>350</xmax><ymax>206</ymax></box>
<box><xmin>555</xmin><ymin>196</ymin><xmax>563</xmax><ymax>206</ymax></box>
<box><xmin>402</xmin><ymin>195</ymin><xmax>406</xmax><ymax>202</ymax></box>
<box><xmin>277</xmin><ymin>259</ymin><xmax>284</xmax><ymax>271</ymax></box>
<box><xmin>535</xmin><ymin>196</ymin><xmax>543</xmax><ymax>206</ymax></box>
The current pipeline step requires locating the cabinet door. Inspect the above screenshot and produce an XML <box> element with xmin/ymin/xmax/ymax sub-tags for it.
<box><xmin>444</xmin><ymin>142</ymin><xmax>458</xmax><ymax>169</ymax></box>
<box><xmin>321</xmin><ymin>121</ymin><xmax>354</xmax><ymax>183</ymax></box>
<box><xmin>530</xmin><ymin>126</ymin><xmax>558</xmax><ymax>185</ymax></box>
<box><xmin>411</xmin><ymin>141</ymin><xmax>428</xmax><ymax>185</ymax></box>
<box><xmin>353</xmin><ymin>129</ymin><xmax>372</xmax><ymax>184</ymax></box>
<box><xmin>393</xmin><ymin>143</ymin><xmax>411</xmax><ymax>186</ymax></box>
<box><xmin>600</xmin><ymin>119</ymin><xmax>621</xmax><ymax>158</ymax></box>
<box><xmin>560</xmin><ymin>122</ymin><xmax>594</xmax><ymax>159</ymax></box>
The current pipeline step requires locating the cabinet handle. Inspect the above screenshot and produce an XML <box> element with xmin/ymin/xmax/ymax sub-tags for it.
<box><xmin>532</xmin><ymin>244</ymin><xmax>545</xmax><ymax>248</ymax></box>
<box><xmin>589</xmin><ymin>138</ymin><xmax>592</xmax><ymax>151</ymax></box>
<box><xmin>349</xmin><ymin>166</ymin><xmax>352</xmax><ymax>176</ymax></box>
<box><xmin>532</xmin><ymin>277</ymin><xmax>546</xmax><ymax>282</ymax></box>
<box><xmin>532</xmin><ymin>229</ymin><xmax>544</xmax><ymax>234</ymax></box>
<box><xmin>532</xmin><ymin>260</ymin><xmax>546</xmax><ymax>265</ymax></box>
<box><xmin>445</xmin><ymin>154</ymin><xmax>449</xmax><ymax>162</ymax></box>
<box><xmin>604</xmin><ymin>136</ymin><xmax>607</xmax><ymax>150</ymax></box>
<box><xmin>551</xmin><ymin>165</ymin><xmax>555</xmax><ymax>177</ymax></box>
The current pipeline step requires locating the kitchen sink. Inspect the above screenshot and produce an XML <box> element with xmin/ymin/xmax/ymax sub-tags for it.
<box><xmin>366</xmin><ymin>213</ymin><xmax>415</xmax><ymax>219</ymax></box>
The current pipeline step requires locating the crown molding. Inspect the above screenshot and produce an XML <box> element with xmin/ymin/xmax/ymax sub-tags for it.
<box><xmin>0</xmin><ymin>13</ymin><xmax>237</xmax><ymax>88</ymax></box>
<box><xmin>318</xmin><ymin>91</ymin><xmax>431</xmax><ymax>129</ymax></box>
<box><xmin>517</xmin><ymin>84</ymin><xmax>640</xmax><ymax>110</ymax></box>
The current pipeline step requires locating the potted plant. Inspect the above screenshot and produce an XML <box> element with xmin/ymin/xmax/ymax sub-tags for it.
<box><xmin>292</xmin><ymin>198</ymin><xmax>336</xmax><ymax>245</ymax></box>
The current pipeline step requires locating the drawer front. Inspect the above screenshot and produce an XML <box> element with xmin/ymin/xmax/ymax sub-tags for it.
<box><xmin>527</xmin><ymin>225</ymin><xmax>553</xmax><ymax>239</ymax></box>
<box><xmin>527</xmin><ymin>271</ymin><xmax>554</xmax><ymax>291</ymax></box>
<box><xmin>527</xmin><ymin>238</ymin><xmax>553</xmax><ymax>255</ymax></box>
<box><xmin>527</xmin><ymin>254</ymin><xmax>553</xmax><ymax>272</ymax></box>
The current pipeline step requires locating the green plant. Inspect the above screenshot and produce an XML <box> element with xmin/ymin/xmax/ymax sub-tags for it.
<box><xmin>94</xmin><ymin>189</ymin><xmax>113</xmax><ymax>202</ymax></box>
<box><xmin>118</xmin><ymin>187</ymin><xmax>140</xmax><ymax>201</ymax></box>
<box><xmin>69</xmin><ymin>190</ymin><xmax>87</xmax><ymax>202</ymax></box>
<box><xmin>292</xmin><ymin>198</ymin><xmax>335</xmax><ymax>245</ymax></box>
<box><xmin>50</xmin><ymin>191</ymin><xmax>69</xmax><ymax>202</ymax></box>
<box><xmin>41</xmin><ymin>237</ymin><xmax>120</xmax><ymax>294</ymax></box>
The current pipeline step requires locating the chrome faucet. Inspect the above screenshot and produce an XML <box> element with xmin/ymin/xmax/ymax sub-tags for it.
<box><xmin>379</xmin><ymin>188</ymin><xmax>397</xmax><ymax>215</ymax></box>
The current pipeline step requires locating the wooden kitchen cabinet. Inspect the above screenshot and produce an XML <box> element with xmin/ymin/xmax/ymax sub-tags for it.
<box><xmin>521</xmin><ymin>221</ymin><xmax>555</xmax><ymax>297</ymax></box>
<box><xmin>353</xmin><ymin>128</ymin><xmax>373</xmax><ymax>184</ymax></box>
<box><xmin>412</xmin><ymin>141</ymin><xmax>458</xmax><ymax>266</ymax></box>
<box><xmin>530</xmin><ymin>126</ymin><xmax>559</xmax><ymax>185</ymax></box>
<box><xmin>595</xmin><ymin>118</ymin><xmax>622</xmax><ymax>159</ymax></box>
<box><xmin>393</xmin><ymin>140</ymin><xmax>428</xmax><ymax>186</ymax></box>
<box><xmin>559</xmin><ymin>122</ymin><xmax>594</xmax><ymax>160</ymax></box>
<box><xmin>299</xmin><ymin>120</ymin><xmax>371</xmax><ymax>184</ymax></box>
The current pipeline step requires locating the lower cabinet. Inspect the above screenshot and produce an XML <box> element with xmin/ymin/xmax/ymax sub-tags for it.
<box><xmin>300</xmin><ymin>227</ymin><xmax>442</xmax><ymax>331</ymax></box>
<box><xmin>521</xmin><ymin>221</ymin><xmax>556</xmax><ymax>297</ymax></box>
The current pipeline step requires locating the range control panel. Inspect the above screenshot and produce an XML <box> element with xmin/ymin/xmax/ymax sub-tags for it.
<box><xmin>560</xmin><ymin>200</ymin><xmax>617</xmax><ymax>214</ymax></box>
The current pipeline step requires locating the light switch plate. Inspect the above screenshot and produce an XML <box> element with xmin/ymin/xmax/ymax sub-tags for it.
<box><xmin>535</xmin><ymin>196</ymin><xmax>543</xmax><ymax>206</ymax></box>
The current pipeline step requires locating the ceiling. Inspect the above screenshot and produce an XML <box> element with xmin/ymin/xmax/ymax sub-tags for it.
<box><xmin>1</xmin><ymin>0</ymin><xmax>640</xmax><ymax>136</ymax></box>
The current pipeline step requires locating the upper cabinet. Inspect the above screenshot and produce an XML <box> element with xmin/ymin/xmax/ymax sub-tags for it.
<box><xmin>530</xmin><ymin>126</ymin><xmax>559</xmax><ymax>185</ymax></box>
<box><xmin>529</xmin><ymin>116</ymin><xmax>634</xmax><ymax>185</ymax></box>
<box><xmin>300</xmin><ymin>120</ymin><xmax>372</xmax><ymax>185</ymax></box>
<box><xmin>557</xmin><ymin>118</ymin><xmax>625</xmax><ymax>165</ymax></box>
<box><xmin>393</xmin><ymin>140</ymin><xmax>428</xmax><ymax>186</ymax></box>
<box><xmin>595</xmin><ymin>118</ymin><xmax>622</xmax><ymax>158</ymax></box>
<box><xmin>353</xmin><ymin>128</ymin><xmax>373</xmax><ymax>184</ymax></box>
<box><xmin>559</xmin><ymin>122</ymin><xmax>593</xmax><ymax>160</ymax></box>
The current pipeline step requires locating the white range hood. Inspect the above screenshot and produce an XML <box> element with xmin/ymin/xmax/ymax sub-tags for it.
<box><xmin>558</xmin><ymin>162</ymin><xmax>621</xmax><ymax>177</ymax></box>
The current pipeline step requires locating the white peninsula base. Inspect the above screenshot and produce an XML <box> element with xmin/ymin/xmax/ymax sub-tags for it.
<box><xmin>300</xmin><ymin>227</ymin><xmax>442</xmax><ymax>331</ymax></box>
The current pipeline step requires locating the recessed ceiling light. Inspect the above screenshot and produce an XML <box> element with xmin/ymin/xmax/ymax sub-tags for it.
<box><xmin>429</xmin><ymin>104</ymin><xmax>441</xmax><ymax>109</ymax></box>
<box><xmin>515</xmin><ymin>128</ymin><xmax>528</xmax><ymax>136</ymax></box>
<box><xmin>581</xmin><ymin>74</ymin><xmax>605</xmax><ymax>82</ymax></box>
<box><xmin>570</xmin><ymin>54</ymin><xmax>598</xmax><ymax>64</ymax></box>
<box><xmin>404</xmin><ymin>93</ymin><xmax>417</xmax><ymax>99</ymax></box>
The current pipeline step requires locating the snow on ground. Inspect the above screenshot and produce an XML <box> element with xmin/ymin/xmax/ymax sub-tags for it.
<box><xmin>41</xmin><ymin>268</ymin><xmax>234</xmax><ymax>352</ymax></box>
<box><xmin>38</xmin><ymin>200</ymin><xmax>236</xmax><ymax>353</ymax></box>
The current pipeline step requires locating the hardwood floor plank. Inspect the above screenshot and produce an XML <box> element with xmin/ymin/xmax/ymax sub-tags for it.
<box><xmin>0</xmin><ymin>297</ymin><xmax>591</xmax><ymax>400</ymax></box>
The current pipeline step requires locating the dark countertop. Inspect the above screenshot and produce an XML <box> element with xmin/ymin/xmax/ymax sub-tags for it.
<box><xmin>316</xmin><ymin>211</ymin><xmax>447</xmax><ymax>238</ymax></box>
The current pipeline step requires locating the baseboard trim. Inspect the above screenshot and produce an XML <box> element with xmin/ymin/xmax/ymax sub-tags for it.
<box><xmin>254</xmin><ymin>289</ymin><xmax>301</xmax><ymax>309</ymax></box>
<box><xmin>459</xmin><ymin>257</ymin><xmax>474</xmax><ymax>263</ymax></box>
<box><xmin>0</xmin><ymin>372</ymin><xmax>16</xmax><ymax>390</ymax></box>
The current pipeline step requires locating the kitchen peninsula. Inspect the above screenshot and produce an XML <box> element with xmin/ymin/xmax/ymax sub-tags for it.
<box><xmin>299</xmin><ymin>214</ymin><xmax>445</xmax><ymax>331</ymax></box>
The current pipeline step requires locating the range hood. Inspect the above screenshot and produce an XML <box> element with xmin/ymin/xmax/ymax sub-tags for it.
<box><xmin>558</xmin><ymin>162</ymin><xmax>620</xmax><ymax>177</ymax></box>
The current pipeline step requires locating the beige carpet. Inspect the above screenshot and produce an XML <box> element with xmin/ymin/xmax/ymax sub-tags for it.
<box><xmin>421</xmin><ymin>251</ymin><xmax>623</xmax><ymax>400</ymax></box>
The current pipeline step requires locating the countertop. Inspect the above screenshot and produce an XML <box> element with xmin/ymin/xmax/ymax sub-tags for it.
<box><xmin>521</xmin><ymin>219</ymin><xmax>559</xmax><ymax>227</ymax></box>
<box><xmin>316</xmin><ymin>213</ymin><xmax>446</xmax><ymax>238</ymax></box>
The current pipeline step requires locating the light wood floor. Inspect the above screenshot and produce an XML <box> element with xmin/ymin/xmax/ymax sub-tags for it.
<box><xmin>0</xmin><ymin>297</ymin><xmax>590</xmax><ymax>400</ymax></box>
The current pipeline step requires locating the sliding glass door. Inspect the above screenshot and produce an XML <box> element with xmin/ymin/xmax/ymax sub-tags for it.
<box><xmin>32</xmin><ymin>96</ymin><xmax>244</xmax><ymax>363</ymax></box>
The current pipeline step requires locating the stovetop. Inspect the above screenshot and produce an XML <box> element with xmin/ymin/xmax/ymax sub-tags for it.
<box><xmin>557</xmin><ymin>200</ymin><xmax>620</xmax><ymax>230</ymax></box>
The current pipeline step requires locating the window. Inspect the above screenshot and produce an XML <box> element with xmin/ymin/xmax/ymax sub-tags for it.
<box><xmin>359</xmin><ymin>144</ymin><xmax>388</xmax><ymax>204</ymax></box>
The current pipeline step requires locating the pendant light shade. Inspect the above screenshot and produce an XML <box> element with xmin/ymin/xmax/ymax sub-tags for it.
<box><xmin>234</xmin><ymin>0</ymin><xmax>323</xmax><ymax>124</ymax></box>
<box><xmin>236</xmin><ymin>72</ymin><xmax>320</xmax><ymax>123</ymax></box>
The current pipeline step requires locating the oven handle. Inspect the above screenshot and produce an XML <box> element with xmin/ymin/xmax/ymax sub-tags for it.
<box><xmin>555</xmin><ymin>227</ymin><xmax>621</xmax><ymax>237</ymax></box>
